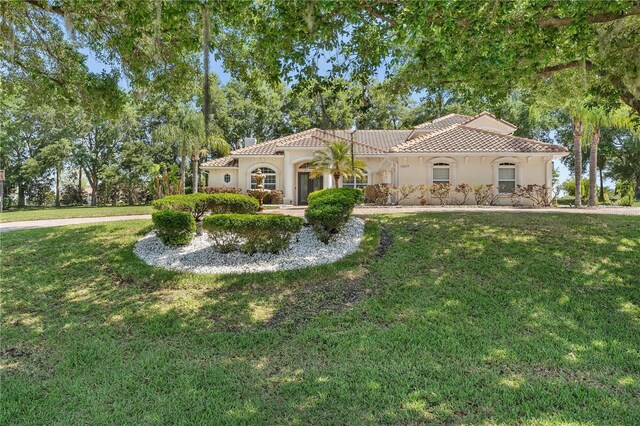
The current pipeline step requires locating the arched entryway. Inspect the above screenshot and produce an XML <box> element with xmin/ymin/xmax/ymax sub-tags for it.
<box><xmin>296</xmin><ymin>162</ymin><xmax>323</xmax><ymax>205</ymax></box>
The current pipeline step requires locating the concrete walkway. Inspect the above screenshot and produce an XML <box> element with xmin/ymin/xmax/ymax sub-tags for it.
<box><xmin>2</xmin><ymin>205</ymin><xmax>638</xmax><ymax>233</ymax></box>
<box><xmin>0</xmin><ymin>214</ymin><xmax>152</xmax><ymax>233</ymax></box>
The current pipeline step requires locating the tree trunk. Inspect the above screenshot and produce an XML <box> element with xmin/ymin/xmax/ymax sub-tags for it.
<box><xmin>55</xmin><ymin>164</ymin><xmax>61</xmax><ymax>207</ymax></box>
<box><xmin>192</xmin><ymin>156</ymin><xmax>199</xmax><ymax>192</ymax></box>
<box><xmin>78</xmin><ymin>167</ymin><xmax>82</xmax><ymax>199</ymax></box>
<box><xmin>180</xmin><ymin>155</ymin><xmax>186</xmax><ymax>194</ymax></box>
<box><xmin>18</xmin><ymin>182</ymin><xmax>25</xmax><ymax>207</ymax></box>
<box><xmin>334</xmin><ymin>173</ymin><xmax>340</xmax><ymax>188</ymax></box>
<box><xmin>598</xmin><ymin>167</ymin><xmax>605</xmax><ymax>202</ymax></box>
<box><xmin>571</xmin><ymin>117</ymin><xmax>583</xmax><ymax>207</ymax></box>
<box><xmin>198</xmin><ymin>3</ymin><xmax>209</xmax><ymax>196</ymax></box>
<box><xmin>91</xmin><ymin>185</ymin><xmax>97</xmax><ymax>206</ymax></box>
<box><xmin>588</xmin><ymin>126</ymin><xmax>600</xmax><ymax>206</ymax></box>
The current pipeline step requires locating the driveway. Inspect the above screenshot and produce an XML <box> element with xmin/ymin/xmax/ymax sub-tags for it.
<box><xmin>1</xmin><ymin>205</ymin><xmax>638</xmax><ymax>233</ymax></box>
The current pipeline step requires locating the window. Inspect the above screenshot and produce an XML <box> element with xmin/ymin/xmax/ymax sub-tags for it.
<box><xmin>223</xmin><ymin>173</ymin><xmax>231</xmax><ymax>184</ymax></box>
<box><xmin>250</xmin><ymin>167</ymin><xmax>276</xmax><ymax>189</ymax></box>
<box><xmin>498</xmin><ymin>163</ymin><xmax>516</xmax><ymax>193</ymax></box>
<box><xmin>342</xmin><ymin>170</ymin><xmax>368</xmax><ymax>189</ymax></box>
<box><xmin>432</xmin><ymin>163</ymin><xmax>450</xmax><ymax>184</ymax></box>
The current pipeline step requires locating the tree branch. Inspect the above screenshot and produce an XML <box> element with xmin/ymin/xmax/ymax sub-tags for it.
<box><xmin>25</xmin><ymin>0</ymin><xmax>65</xmax><ymax>16</ymax></box>
<box><xmin>538</xmin><ymin>7</ymin><xmax>640</xmax><ymax>28</ymax></box>
<box><xmin>537</xmin><ymin>60</ymin><xmax>594</xmax><ymax>76</ymax></box>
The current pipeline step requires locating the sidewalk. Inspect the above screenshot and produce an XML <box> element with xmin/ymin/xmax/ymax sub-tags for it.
<box><xmin>1</xmin><ymin>205</ymin><xmax>638</xmax><ymax>233</ymax></box>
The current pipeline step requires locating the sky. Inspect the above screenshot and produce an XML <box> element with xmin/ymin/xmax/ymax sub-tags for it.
<box><xmin>81</xmin><ymin>47</ymin><xmax>578</xmax><ymax>190</ymax></box>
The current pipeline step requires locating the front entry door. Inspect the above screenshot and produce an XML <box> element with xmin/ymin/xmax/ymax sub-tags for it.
<box><xmin>297</xmin><ymin>172</ymin><xmax>323</xmax><ymax>205</ymax></box>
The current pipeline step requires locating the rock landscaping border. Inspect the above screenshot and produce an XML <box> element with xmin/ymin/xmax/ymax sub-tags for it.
<box><xmin>134</xmin><ymin>217</ymin><xmax>365</xmax><ymax>275</ymax></box>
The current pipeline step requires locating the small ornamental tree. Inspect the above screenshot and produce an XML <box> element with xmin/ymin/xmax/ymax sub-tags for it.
<box><xmin>430</xmin><ymin>183</ymin><xmax>452</xmax><ymax>205</ymax></box>
<box><xmin>454</xmin><ymin>183</ymin><xmax>472</xmax><ymax>205</ymax></box>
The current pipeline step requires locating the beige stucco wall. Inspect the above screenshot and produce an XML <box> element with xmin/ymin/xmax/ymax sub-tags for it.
<box><xmin>393</xmin><ymin>154</ymin><xmax>553</xmax><ymax>205</ymax></box>
<box><xmin>204</xmin><ymin>152</ymin><xmax>555</xmax><ymax>205</ymax></box>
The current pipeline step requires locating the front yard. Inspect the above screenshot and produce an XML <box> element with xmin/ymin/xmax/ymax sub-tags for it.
<box><xmin>1</xmin><ymin>213</ymin><xmax>639</xmax><ymax>424</ymax></box>
<box><xmin>0</xmin><ymin>205</ymin><xmax>152</xmax><ymax>223</ymax></box>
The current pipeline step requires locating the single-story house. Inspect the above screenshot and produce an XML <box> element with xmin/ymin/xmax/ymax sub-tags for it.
<box><xmin>201</xmin><ymin>112</ymin><xmax>569</xmax><ymax>205</ymax></box>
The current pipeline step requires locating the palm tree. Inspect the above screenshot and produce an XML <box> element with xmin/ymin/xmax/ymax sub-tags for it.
<box><xmin>310</xmin><ymin>141</ymin><xmax>366</xmax><ymax>187</ymax></box>
<box><xmin>583</xmin><ymin>107</ymin><xmax>635</xmax><ymax>206</ymax></box>
<box><xmin>154</xmin><ymin>110</ymin><xmax>228</xmax><ymax>194</ymax></box>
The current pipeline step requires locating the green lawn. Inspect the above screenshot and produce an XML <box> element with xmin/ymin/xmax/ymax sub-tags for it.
<box><xmin>2</xmin><ymin>213</ymin><xmax>639</xmax><ymax>424</ymax></box>
<box><xmin>0</xmin><ymin>205</ymin><xmax>152</xmax><ymax>222</ymax></box>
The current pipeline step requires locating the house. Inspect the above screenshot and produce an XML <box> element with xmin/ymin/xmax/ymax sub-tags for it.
<box><xmin>201</xmin><ymin>112</ymin><xmax>569</xmax><ymax>205</ymax></box>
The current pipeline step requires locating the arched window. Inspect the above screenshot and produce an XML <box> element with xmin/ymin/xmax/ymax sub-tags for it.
<box><xmin>342</xmin><ymin>170</ymin><xmax>369</xmax><ymax>189</ymax></box>
<box><xmin>251</xmin><ymin>167</ymin><xmax>277</xmax><ymax>189</ymax></box>
<box><xmin>298</xmin><ymin>162</ymin><xmax>314</xmax><ymax>171</ymax></box>
<box><xmin>498</xmin><ymin>163</ymin><xmax>516</xmax><ymax>193</ymax></box>
<box><xmin>432</xmin><ymin>163</ymin><xmax>450</xmax><ymax>184</ymax></box>
<box><xmin>223</xmin><ymin>173</ymin><xmax>231</xmax><ymax>184</ymax></box>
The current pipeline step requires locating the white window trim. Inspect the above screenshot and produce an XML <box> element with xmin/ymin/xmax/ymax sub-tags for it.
<box><xmin>497</xmin><ymin>164</ymin><xmax>516</xmax><ymax>194</ymax></box>
<box><xmin>492</xmin><ymin>157</ymin><xmax>522</xmax><ymax>195</ymax></box>
<box><xmin>247</xmin><ymin>163</ymin><xmax>280</xmax><ymax>190</ymax></box>
<box><xmin>426</xmin><ymin>157</ymin><xmax>457</xmax><ymax>185</ymax></box>
<box><xmin>223</xmin><ymin>173</ymin><xmax>231</xmax><ymax>184</ymax></box>
<box><xmin>340</xmin><ymin>169</ymin><xmax>370</xmax><ymax>188</ymax></box>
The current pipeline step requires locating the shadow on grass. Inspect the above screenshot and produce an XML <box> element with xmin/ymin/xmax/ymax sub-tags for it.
<box><xmin>1</xmin><ymin>213</ymin><xmax>639</xmax><ymax>424</ymax></box>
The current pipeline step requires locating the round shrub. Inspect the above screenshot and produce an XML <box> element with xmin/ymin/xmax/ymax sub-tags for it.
<box><xmin>307</xmin><ymin>187</ymin><xmax>363</xmax><ymax>205</ymax></box>
<box><xmin>207</xmin><ymin>193</ymin><xmax>259</xmax><ymax>214</ymax></box>
<box><xmin>152</xmin><ymin>210</ymin><xmax>196</xmax><ymax>246</ymax></box>
<box><xmin>203</xmin><ymin>213</ymin><xmax>303</xmax><ymax>254</ymax></box>
<box><xmin>305</xmin><ymin>188</ymin><xmax>360</xmax><ymax>244</ymax></box>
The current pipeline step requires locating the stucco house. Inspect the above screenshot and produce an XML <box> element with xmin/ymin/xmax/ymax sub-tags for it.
<box><xmin>201</xmin><ymin>112</ymin><xmax>569</xmax><ymax>205</ymax></box>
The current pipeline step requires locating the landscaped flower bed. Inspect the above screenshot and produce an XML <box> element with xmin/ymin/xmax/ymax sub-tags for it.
<box><xmin>134</xmin><ymin>216</ymin><xmax>364</xmax><ymax>274</ymax></box>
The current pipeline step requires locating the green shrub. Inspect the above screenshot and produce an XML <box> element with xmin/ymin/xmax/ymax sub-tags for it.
<box><xmin>307</xmin><ymin>187</ymin><xmax>363</xmax><ymax>206</ymax></box>
<box><xmin>153</xmin><ymin>193</ymin><xmax>211</xmax><ymax>220</ymax></box>
<box><xmin>207</xmin><ymin>193</ymin><xmax>259</xmax><ymax>214</ymax></box>
<box><xmin>305</xmin><ymin>187</ymin><xmax>359</xmax><ymax>243</ymax></box>
<box><xmin>152</xmin><ymin>193</ymin><xmax>259</xmax><ymax>219</ymax></box>
<box><xmin>203</xmin><ymin>214</ymin><xmax>303</xmax><ymax>254</ymax></box>
<box><xmin>152</xmin><ymin>210</ymin><xmax>196</xmax><ymax>246</ymax></box>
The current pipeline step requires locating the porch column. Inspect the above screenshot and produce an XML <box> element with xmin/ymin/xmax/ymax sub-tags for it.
<box><xmin>283</xmin><ymin>152</ymin><xmax>294</xmax><ymax>204</ymax></box>
<box><xmin>324</xmin><ymin>173</ymin><xmax>333</xmax><ymax>189</ymax></box>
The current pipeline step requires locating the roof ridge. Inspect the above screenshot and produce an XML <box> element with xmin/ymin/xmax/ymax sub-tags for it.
<box><xmin>311</xmin><ymin>130</ymin><xmax>388</xmax><ymax>153</ymax></box>
<box><xmin>463</xmin><ymin>111</ymin><xmax>517</xmax><ymax>129</ymax></box>
<box><xmin>458</xmin><ymin>125</ymin><xmax>564</xmax><ymax>150</ymax></box>
<box><xmin>392</xmin><ymin>124</ymin><xmax>460</xmax><ymax>152</ymax></box>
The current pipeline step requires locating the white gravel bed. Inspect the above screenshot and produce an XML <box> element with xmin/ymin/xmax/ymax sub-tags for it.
<box><xmin>134</xmin><ymin>216</ymin><xmax>365</xmax><ymax>274</ymax></box>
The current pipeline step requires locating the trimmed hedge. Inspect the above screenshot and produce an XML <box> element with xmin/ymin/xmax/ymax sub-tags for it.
<box><xmin>153</xmin><ymin>193</ymin><xmax>259</xmax><ymax>220</ymax></box>
<box><xmin>203</xmin><ymin>213</ymin><xmax>304</xmax><ymax>254</ymax></box>
<box><xmin>307</xmin><ymin>187</ymin><xmax>363</xmax><ymax>206</ymax></box>
<box><xmin>153</xmin><ymin>193</ymin><xmax>211</xmax><ymax>220</ymax></box>
<box><xmin>305</xmin><ymin>188</ymin><xmax>360</xmax><ymax>243</ymax></box>
<box><xmin>207</xmin><ymin>193</ymin><xmax>259</xmax><ymax>214</ymax></box>
<box><xmin>152</xmin><ymin>210</ymin><xmax>196</xmax><ymax>246</ymax></box>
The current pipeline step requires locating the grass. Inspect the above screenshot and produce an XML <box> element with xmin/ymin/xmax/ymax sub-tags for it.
<box><xmin>1</xmin><ymin>212</ymin><xmax>639</xmax><ymax>424</ymax></box>
<box><xmin>0</xmin><ymin>205</ymin><xmax>152</xmax><ymax>222</ymax></box>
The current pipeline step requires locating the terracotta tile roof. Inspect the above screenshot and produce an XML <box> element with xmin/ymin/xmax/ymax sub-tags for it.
<box><xmin>413</xmin><ymin>113</ymin><xmax>473</xmax><ymax>131</ymax></box>
<box><xmin>392</xmin><ymin>125</ymin><xmax>568</xmax><ymax>153</ymax></box>
<box><xmin>464</xmin><ymin>111</ymin><xmax>517</xmax><ymax>129</ymax></box>
<box><xmin>202</xmin><ymin>113</ymin><xmax>567</xmax><ymax>168</ymax></box>
<box><xmin>201</xmin><ymin>157</ymin><xmax>238</xmax><ymax>167</ymax></box>
<box><xmin>274</xmin><ymin>129</ymin><xmax>390</xmax><ymax>155</ymax></box>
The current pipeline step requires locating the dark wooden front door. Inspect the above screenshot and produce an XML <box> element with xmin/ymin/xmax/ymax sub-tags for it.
<box><xmin>297</xmin><ymin>172</ymin><xmax>323</xmax><ymax>205</ymax></box>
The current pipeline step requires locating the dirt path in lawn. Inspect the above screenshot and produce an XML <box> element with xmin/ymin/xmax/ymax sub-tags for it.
<box><xmin>1</xmin><ymin>205</ymin><xmax>638</xmax><ymax>233</ymax></box>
